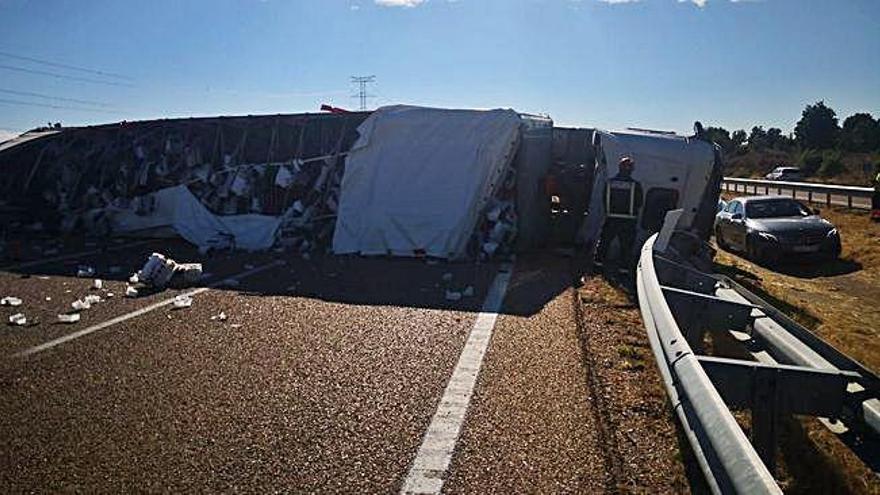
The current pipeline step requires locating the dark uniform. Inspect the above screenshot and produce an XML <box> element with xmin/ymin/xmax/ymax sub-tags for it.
<box><xmin>596</xmin><ymin>172</ymin><xmax>643</xmax><ymax>266</ymax></box>
<box><xmin>872</xmin><ymin>170</ymin><xmax>880</xmax><ymax>222</ymax></box>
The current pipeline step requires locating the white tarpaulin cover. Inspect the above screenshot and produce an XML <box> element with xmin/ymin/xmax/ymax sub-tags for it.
<box><xmin>108</xmin><ymin>185</ymin><xmax>281</xmax><ymax>251</ymax></box>
<box><xmin>332</xmin><ymin>105</ymin><xmax>522</xmax><ymax>258</ymax></box>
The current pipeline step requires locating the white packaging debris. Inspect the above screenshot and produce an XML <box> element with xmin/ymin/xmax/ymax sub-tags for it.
<box><xmin>106</xmin><ymin>292</ymin><xmax>114</xmax><ymax>298</ymax></box>
<box><xmin>136</xmin><ymin>253</ymin><xmax>203</xmax><ymax>289</ymax></box>
<box><xmin>71</xmin><ymin>299</ymin><xmax>91</xmax><ymax>311</ymax></box>
<box><xmin>175</xmin><ymin>263</ymin><xmax>203</xmax><ymax>285</ymax></box>
<box><xmin>138</xmin><ymin>253</ymin><xmax>177</xmax><ymax>288</ymax></box>
<box><xmin>8</xmin><ymin>313</ymin><xmax>27</xmax><ymax>325</ymax></box>
<box><xmin>172</xmin><ymin>294</ymin><xmax>193</xmax><ymax>309</ymax></box>
<box><xmin>1</xmin><ymin>296</ymin><xmax>23</xmax><ymax>306</ymax></box>
<box><xmin>125</xmin><ymin>285</ymin><xmax>138</xmax><ymax>298</ymax></box>
<box><xmin>211</xmin><ymin>311</ymin><xmax>228</xmax><ymax>321</ymax></box>
<box><xmin>93</xmin><ymin>279</ymin><xmax>103</xmax><ymax>290</ymax></box>
<box><xmin>445</xmin><ymin>290</ymin><xmax>462</xmax><ymax>301</ymax></box>
<box><xmin>57</xmin><ymin>313</ymin><xmax>81</xmax><ymax>324</ymax></box>
<box><xmin>77</xmin><ymin>265</ymin><xmax>95</xmax><ymax>278</ymax></box>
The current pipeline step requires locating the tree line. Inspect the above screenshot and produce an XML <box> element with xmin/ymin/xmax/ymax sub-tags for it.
<box><xmin>704</xmin><ymin>101</ymin><xmax>880</xmax><ymax>177</ymax></box>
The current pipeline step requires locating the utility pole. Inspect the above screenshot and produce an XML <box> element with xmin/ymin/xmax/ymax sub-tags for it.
<box><xmin>351</xmin><ymin>75</ymin><xmax>375</xmax><ymax>111</ymax></box>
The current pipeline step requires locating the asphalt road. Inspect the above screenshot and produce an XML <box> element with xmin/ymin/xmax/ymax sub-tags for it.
<box><xmin>0</xmin><ymin>238</ymin><xmax>682</xmax><ymax>493</ymax></box>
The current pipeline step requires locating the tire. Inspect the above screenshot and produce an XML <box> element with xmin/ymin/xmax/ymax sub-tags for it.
<box><xmin>746</xmin><ymin>236</ymin><xmax>762</xmax><ymax>264</ymax></box>
<box><xmin>715</xmin><ymin>227</ymin><xmax>729</xmax><ymax>251</ymax></box>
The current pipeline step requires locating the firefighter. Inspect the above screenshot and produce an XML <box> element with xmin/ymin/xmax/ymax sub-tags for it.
<box><xmin>596</xmin><ymin>156</ymin><xmax>643</xmax><ymax>268</ymax></box>
<box><xmin>872</xmin><ymin>165</ymin><xmax>880</xmax><ymax>222</ymax></box>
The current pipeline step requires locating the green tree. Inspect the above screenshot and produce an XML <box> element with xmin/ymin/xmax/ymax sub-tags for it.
<box><xmin>731</xmin><ymin>129</ymin><xmax>747</xmax><ymax>151</ymax></box>
<box><xmin>704</xmin><ymin>126</ymin><xmax>733</xmax><ymax>154</ymax></box>
<box><xmin>794</xmin><ymin>101</ymin><xmax>840</xmax><ymax>150</ymax></box>
<box><xmin>748</xmin><ymin>126</ymin><xmax>769</xmax><ymax>150</ymax></box>
<box><xmin>840</xmin><ymin>113</ymin><xmax>880</xmax><ymax>152</ymax></box>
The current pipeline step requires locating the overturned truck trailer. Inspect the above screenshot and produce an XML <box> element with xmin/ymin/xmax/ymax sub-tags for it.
<box><xmin>0</xmin><ymin>106</ymin><xmax>553</xmax><ymax>258</ymax></box>
<box><xmin>0</xmin><ymin>107</ymin><xmax>722</xmax><ymax>261</ymax></box>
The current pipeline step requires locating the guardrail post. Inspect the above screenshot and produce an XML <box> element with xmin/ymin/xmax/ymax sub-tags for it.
<box><xmin>765</xmin><ymin>185</ymin><xmax>769</xmax><ymax>195</ymax></box>
<box><xmin>807</xmin><ymin>190</ymin><xmax>813</xmax><ymax>203</ymax></box>
<box><xmin>848</xmin><ymin>195</ymin><xmax>853</xmax><ymax>209</ymax></box>
<box><xmin>826</xmin><ymin>192</ymin><xmax>831</xmax><ymax>207</ymax></box>
<box><xmin>777</xmin><ymin>186</ymin><xmax>782</xmax><ymax>195</ymax></box>
<box><xmin>752</xmin><ymin>367</ymin><xmax>780</xmax><ymax>475</ymax></box>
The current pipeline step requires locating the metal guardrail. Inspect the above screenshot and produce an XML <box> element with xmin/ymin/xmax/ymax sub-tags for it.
<box><xmin>722</xmin><ymin>177</ymin><xmax>873</xmax><ymax>210</ymax></box>
<box><xmin>637</xmin><ymin>227</ymin><xmax>880</xmax><ymax>494</ymax></box>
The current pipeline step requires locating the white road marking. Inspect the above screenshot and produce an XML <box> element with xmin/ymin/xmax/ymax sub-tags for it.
<box><xmin>401</xmin><ymin>262</ymin><xmax>513</xmax><ymax>495</ymax></box>
<box><xmin>12</xmin><ymin>260</ymin><xmax>284</xmax><ymax>358</ymax></box>
<box><xmin>0</xmin><ymin>239</ymin><xmax>157</xmax><ymax>271</ymax></box>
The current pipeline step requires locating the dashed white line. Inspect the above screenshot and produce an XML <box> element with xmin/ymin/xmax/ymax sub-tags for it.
<box><xmin>12</xmin><ymin>260</ymin><xmax>284</xmax><ymax>358</ymax></box>
<box><xmin>401</xmin><ymin>262</ymin><xmax>513</xmax><ymax>495</ymax></box>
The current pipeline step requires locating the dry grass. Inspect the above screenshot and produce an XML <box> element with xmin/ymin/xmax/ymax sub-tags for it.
<box><xmin>714</xmin><ymin>198</ymin><xmax>880</xmax><ymax>494</ymax></box>
<box><xmin>717</xmin><ymin>195</ymin><xmax>880</xmax><ymax>372</ymax></box>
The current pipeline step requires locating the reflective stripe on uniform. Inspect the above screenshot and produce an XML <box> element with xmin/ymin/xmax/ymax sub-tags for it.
<box><xmin>606</xmin><ymin>180</ymin><xmax>638</xmax><ymax>219</ymax></box>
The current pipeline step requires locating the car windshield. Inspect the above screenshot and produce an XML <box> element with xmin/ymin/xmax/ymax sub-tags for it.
<box><xmin>746</xmin><ymin>199</ymin><xmax>811</xmax><ymax>218</ymax></box>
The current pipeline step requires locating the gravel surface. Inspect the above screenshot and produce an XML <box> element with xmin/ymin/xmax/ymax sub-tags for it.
<box><xmin>0</xmin><ymin>236</ymin><xmax>691</xmax><ymax>493</ymax></box>
<box><xmin>0</xmin><ymin>239</ymin><xmax>278</xmax><ymax>355</ymax></box>
<box><xmin>445</xmin><ymin>255</ymin><xmax>689</xmax><ymax>494</ymax></box>
<box><xmin>573</xmin><ymin>275</ymin><xmax>690</xmax><ymax>493</ymax></box>
<box><xmin>1</xmin><ymin>256</ymin><xmax>489</xmax><ymax>492</ymax></box>
<box><xmin>445</xmin><ymin>254</ymin><xmax>608</xmax><ymax>493</ymax></box>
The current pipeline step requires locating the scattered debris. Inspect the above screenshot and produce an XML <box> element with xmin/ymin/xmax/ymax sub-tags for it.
<box><xmin>71</xmin><ymin>299</ymin><xmax>91</xmax><ymax>311</ymax></box>
<box><xmin>106</xmin><ymin>292</ymin><xmax>114</xmax><ymax>298</ymax></box>
<box><xmin>172</xmin><ymin>294</ymin><xmax>193</xmax><ymax>309</ymax></box>
<box><xmin>211</xmin><ymin>311</ymin><xmax>228</xmax><ymax>321</ymax></box>
<box><xmin>45</xmin><ymin>296</ymin><xmax>52</xmax><ymax>302</ymax></box>
<box><xmin>1</xmin><ymin>296</ymin><xmax>23</xmax><ymax>306</ymax></box>
<box><xmin>8</xmin><ymin>313</ymin><xmax>27</xmax><ymax>326</ymax></box>
<box><xmin>57</xmin><ymin>313</ymin><xmax>81</xmax><ymax>324</ymax></box>
<box><xmin>84</xmin><ymin>294</ymin><xmax>101</xmax><ymax>305</ymax></box>
<box><xmin>136</xmin><ymin>253</ymin><xmax>204</xmax><ymax>289</ymax></box>
<box><xmin>138</xmin><ymin>253</ymin><xmax>177</xmax><ymax>288</ymax></box>
<box><xmin>125</xmin><ymin>285</ymin><xmax>139</xmax><ymax>298</ymax></box>
<box><xmin>93</xmin><ymin>279</ymin><xmax>103</xmax><ymax>290</ymax></box>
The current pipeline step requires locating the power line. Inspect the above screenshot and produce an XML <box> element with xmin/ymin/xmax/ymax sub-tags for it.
<box><xmin>351</xmin><ymin>75</ymin><xmax>375</xmax><ymax>111</ymax></box>
<box><xmin>0</xmin><ymin>50</ymin><xmax>133</xmax><ymax>81</ymax></box>
<box><xmin>0</xmin><ymin>97</ymin><xmax>121</xmax><ymax>114</ymax></box>
<box><xmin>0</xmin><ymin>88</ymin><xmax>112</xmax><ymax>107</ymax></box>
<box><xmin>0</xmin><ymin>64</ymin><xmax>135</xmax><ymax>87</ymax></box>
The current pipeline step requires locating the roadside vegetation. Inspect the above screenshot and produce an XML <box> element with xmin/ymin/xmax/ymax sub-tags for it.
<box><xmin>705</xmin><ymin>101</ymin><xmax>880</xmax><ymax>185</ymax></box>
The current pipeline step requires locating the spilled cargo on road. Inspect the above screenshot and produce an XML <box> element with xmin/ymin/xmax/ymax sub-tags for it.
<box><xmin>0</xmin><ymin>106</ymin><xmax>557</xmax><ymax>259</ymax></box>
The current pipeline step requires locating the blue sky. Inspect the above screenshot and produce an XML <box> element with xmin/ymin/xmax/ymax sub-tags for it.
<box><xmin>0</xmin><ymin>0</ymin><xmax>878</xmax><ymax>139</ymax></box>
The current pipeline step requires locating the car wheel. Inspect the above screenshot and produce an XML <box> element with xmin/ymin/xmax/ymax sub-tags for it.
<box><xmin>746</xmin><ymin>236</ymin><xmax>762</xmax><ymax>264</ymax></box>
<box><xmin>716</xmin><ymin>227</ymin><xmax>729</xmax><ymax>251</ymax></box>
